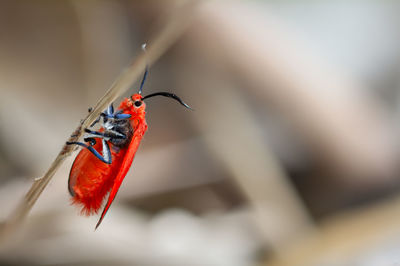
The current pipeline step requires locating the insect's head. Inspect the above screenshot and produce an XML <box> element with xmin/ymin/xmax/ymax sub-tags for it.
<box><xmin>131</xmin><ymin>94</ymin><xmax>146</xmax><ymax>111</ymax></box>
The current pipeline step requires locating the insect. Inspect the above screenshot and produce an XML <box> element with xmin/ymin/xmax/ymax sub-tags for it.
<box><xmin>67</xmin><ymin>65</ymin><xmax>191</xmax><ymax>229</ymax></box>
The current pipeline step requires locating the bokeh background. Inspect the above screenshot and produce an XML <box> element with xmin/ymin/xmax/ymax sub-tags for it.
<box><xmin>1</xmin><ymin>1</ymin><xmax>400</xmax><ymax>265</ymax></box>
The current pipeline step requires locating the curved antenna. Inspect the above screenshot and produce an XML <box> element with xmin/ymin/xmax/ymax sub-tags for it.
<box><xmin>142</xmin><ymin>92</ymin><xmax>193</xmax><ymax>110</ymax></box>
<box><xmin>138</xmin><ymin>43</ymin><xmax>148</xmax><ymax>95</ymax></box>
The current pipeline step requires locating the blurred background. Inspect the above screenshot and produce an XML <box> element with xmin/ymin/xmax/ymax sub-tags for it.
<box><xmin>0</xmin><ymin>0</ymin><xmax>400</xmax><ymax>265</ymax></box>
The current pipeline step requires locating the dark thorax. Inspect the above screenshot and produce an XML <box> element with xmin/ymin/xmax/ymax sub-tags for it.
<box><xmin>104</xmin><ymin>118</ymin><xmax>133</xmax><ymax>148</ymax></box>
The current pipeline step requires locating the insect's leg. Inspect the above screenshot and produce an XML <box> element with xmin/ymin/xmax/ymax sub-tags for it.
<box><xmin>83</xmin><ymin>137</ymin><xmax>96</xmax><ymax>146</ymax></box>
<box><xmin>89</xmin><ymin>102</ymin><xmax>130</xmax><ymax>130</ymax></box>
<box><xmin>113</xmin><ymin>109</ymin><xmax>131</xmax><ymax>119</ymax></box>
<box><xmin>106</xmin><ymin>129</ymin><xmax>128</xmax><ymax>140</ymax></box>
<box><xmin>66</xmin><ymin>141</ymin><xmax>112</xmax><ymax>164</ymax></box>
<box><xmin>84</xmin><ymin>128</ymin><xmax>108</xmax><ymax>138</ymax></box>
<box><xmin>84</xmin><ymin>128</ymin><xmax>126</xmax><ymax>139</ymax></box>
<box><xmin>114</xmin><ymin>113</ymin><xmax>131</xmax><ymax>120</ymax></box>
<box><xmin>94</xmin><ymin>104</ymin><xmax>117</xmax><ymax>124</ymax></box>
<box><xmin>106</xmin><ymin>103</ymin><xmax>114</xmax><ymax>117</ymax></box>
<box><xmin>90</xmin><ymin>112</ymin><xmax>108</xmax><ymax>127</ymax></box>
<box><xmin>90</xmin><ymin>117</ymin><xmax>101</xmax><ymax>127</ymax></box>
<box><xmin>101</xmin><ymin>139</ymin><xmax>111</xmax><ymax>164</ymax></box>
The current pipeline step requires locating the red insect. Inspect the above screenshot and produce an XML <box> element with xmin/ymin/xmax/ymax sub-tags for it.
<box><xmin>67</xmin><ymin>67</ymin><xmax>191</xmax><ymax>229</ymax></box>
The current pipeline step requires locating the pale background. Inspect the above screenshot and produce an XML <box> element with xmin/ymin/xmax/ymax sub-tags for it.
<box><xmin>0</xmin><ymin>1</ymin><xmax>400</xmax><ymax>266</ymax></box>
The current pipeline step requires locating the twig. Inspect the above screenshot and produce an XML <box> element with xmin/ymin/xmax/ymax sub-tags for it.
<box><xmin>0</xmin><ymin>0</ymin><xmax>199</xmax><ymax>240</ymax></box>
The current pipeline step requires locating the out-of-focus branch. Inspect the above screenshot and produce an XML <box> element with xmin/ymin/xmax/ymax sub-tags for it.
<box><xmin>184</xmin><ymin>74</ymin><xmax>313</xmax><ymax>248</ymax></box>
<box><xmin>198</xmin><ymin>2</ymin><xmax>398</xmax><ymax>181</ymax></box>
<box><xmin>0</xmin><ymin>0</ymin><xmax>199</xmax><ymax>241</ymax></box>
<box><xmin>177</xmin><ymin>33</ymin><xmax>313</xmax><ymax>249</ymax></box>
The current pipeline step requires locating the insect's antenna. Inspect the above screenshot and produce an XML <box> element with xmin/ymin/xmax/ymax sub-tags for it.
<box><xmin>138</xmin><ymin>43</ymin><xmax>148</xmax><ymax>95</ymax></box>
<box><xmin>142</xmin><ymin>92</ymin><xmax>193</xmax><ymax>110</ymax></box>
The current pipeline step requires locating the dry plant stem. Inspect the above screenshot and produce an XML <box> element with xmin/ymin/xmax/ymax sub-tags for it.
<box><xmin>189</xmin><ymin>79</ymin><xmax>312</xmax><ymax>248</ymax></box>
<box><xmin>181</xmin><ymin>2</ymin><xmax>313</xmax><ymax>249</ymax></box>
<box><xmin>1</xmin><ymin>0</ymin><xmax>199</xmax><ymax>240</ymax></box>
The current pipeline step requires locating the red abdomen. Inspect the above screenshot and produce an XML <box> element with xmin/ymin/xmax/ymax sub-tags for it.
<box><xmin>68</xmin><ymin>142</ymin><xmax>127</xmax><ymax>215</ymax></box>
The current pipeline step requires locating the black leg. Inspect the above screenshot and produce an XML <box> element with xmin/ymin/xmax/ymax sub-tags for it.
<box><xmin>91</xmin><ymin>104</ymin><xmax>131</xmax><ymax>127</ymax></box>
<box><xmin>66</xmin><ymin>141</ymin><xmax>112</xmax><ymax>164</ymax></box>
<box><xmin>107</xmin><ymin>103</ymin><xmax>114</xmax><ymax>117</ymax></box>
<box><xmin>84</xmin><ymin>128</ymin><xmax>126</xmax><ymax>139</ymax></box>
<box><xmin>90</xmin><ymin>112</ymin><xmax>107</xmax><ymax>127</ymax></box>
<box><xmin>83</xmin><ymin>137</ymin><xmax>97</xmax><ymax>146</ymax></box>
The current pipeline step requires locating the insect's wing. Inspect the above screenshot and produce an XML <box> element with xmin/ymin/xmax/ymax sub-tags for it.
<box><xmin>95</xmin><ymin>127</ymin><xmax>146</xmax><ymax>229</ymax></box>
<box><xmin>68</xmin><ymin>151</ymin><xmax>82</xmax><ymax>197</ymax></box>
<box><xmin>68</xmin><ymin>141</ymin><xmax>102</xmax><ymax>197</ymax></box>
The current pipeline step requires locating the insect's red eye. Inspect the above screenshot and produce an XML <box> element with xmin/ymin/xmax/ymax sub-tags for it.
<box><xmin>134</xmin><ymin>101</ymin><xmax>142</xmax><ymax>107</ymax></box>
